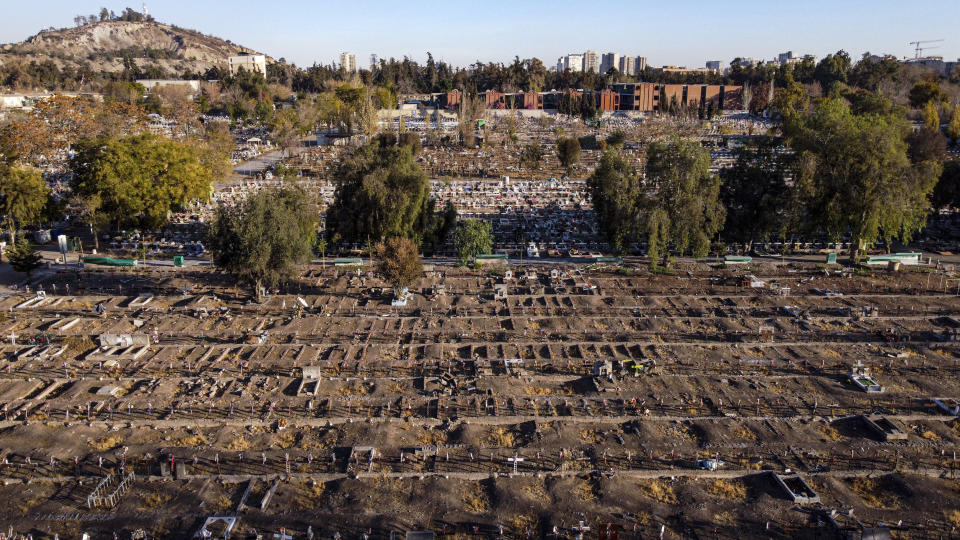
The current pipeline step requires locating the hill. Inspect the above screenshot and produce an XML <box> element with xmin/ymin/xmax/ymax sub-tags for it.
<box><xmin>0</xmin><ymin>19</ymin><xmax>268</xmax><ymax>84</ymax></box>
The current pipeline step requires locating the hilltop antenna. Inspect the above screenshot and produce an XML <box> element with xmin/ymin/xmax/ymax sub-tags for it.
<box><xmin>142</xmin><ymin>2</ymin><xmax>148</xmax><ymax>17</ymax></box>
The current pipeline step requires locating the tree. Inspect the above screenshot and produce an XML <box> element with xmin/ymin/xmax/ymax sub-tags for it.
<box><xmin>719</xmin><ymin>137</ymin><xmax>796</xmax><ymax>250</ymax></box>
<box><xmin>813</xmin><ymin>51</ymin><xmax>851</xmax><ymax>92</ymax></box>
<box><xmin>68</xmin><ymin>194</ymin><xmax>106</xmax><ymax>251</ymax></box>
<box><xmin>207</xmin><ymin>186</ymin><xmax>318</xmax><ymax>301</ymax></box>
<box><xmin>769</xmin><ymin>72</ymin><xmax>808</xmax><ymax>121</ymax></box>
<box><xmin>397</xmin><ymin>132</ymin><xmax>422</xmax><ymax>156</ymax></box>
<box><xmin>0</xmin><ymin>165</ymin><xmax>49</xmax><ymax>240</ymax></box>
<box><xmin>644</xmin><ymin>139</ymin><xmax>725</xmax><ymax>264</ymax></box>
<box><xmin>519</xmin><ymin>142</ymin><xmax>543</xmax><ymax>172</ymax></box>
<box><xmin>785</xmin><ymin>97</ymin><xmax>942</xmax><ymax>262</ymax></box>
<box><xmin>922</xmin><ymin>101</ymin><xmax>940</xmax><ymax>131</ymax></box>
<box><xmin>605</xmin><ymin>130</ymin><xmax>626</xmax><ymax>148</ymax></box>
<box><xmin>909</xmin><ymin>80</ymin><xmax>946</xmax><ymax>109</ymax></box>
<box><xmin>375</xmin><ymin>236</ymin><xmax>423</xmax><ymax>294</ymax></box>
<box><xmin>907</xmin><ymin>126</ymin><xmax>947</xmax><ymax>164</ymax></box>
<box><xmin>326</xmin><ymin>136</ymin><xmax>431</xmax><ymax>245</ymax></box>
<box><xmin>70</xmin><ymin>134</ymin><xmax>222</xmax><ymax>229</ymax></box>
<box><xmin>932</xmin><ymin>161</ymin><xmax>960</xmax><ymax>210</ymax></box>
<box><xmin>556</xmin><ymin>136</ymin><xmax>581</xmax><ymax>173</ymax></box>
<box><xmin>587</xmin><ymin>150</ymin><xmax>643</xmax><ymax>254</ymax></box>
<box><xmin>453</xmin><ymin>219</ymin><xmax>493</xmax><ymax>264</ymax></box>
<box><xmin>315</xmin><ymin>237</ymin><xmax>328</xmax><ymax>268</ymax></box>
<box><xmin>5</xmin><ymin>237</ymin><xmax>43</xmax><ymax>276</ymax></box>
<box><xmin>948</xmin><ymin>105</ymin><xmax>960</xmax><ymax>142</ymax></box>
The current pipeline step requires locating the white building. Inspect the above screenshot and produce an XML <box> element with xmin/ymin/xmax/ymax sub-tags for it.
<box><xmin>619</xmin><ymin>55</ymin><xmax>635</xmax><ymax>76</ymax></box>
<box><xmin>339</xmin><ymin>52</ymin><xmax>358</xmax><ymax>73</ymax></box>
<box><xmin>634</xmin><ymin>56</ymin><xmax>647</xmax><ymax>73</ymax></box>
<box><xmin>583</xmin><ymin>50</ymin><xmax>600</xmax><ymax>73</ymax></box>
<box><xmin>564</xmin><ymin>54</ymin><xmax>583</xmax><ymax>72</ymax></box>
<box><xmin>600</xmin><ymin>52</ymin><xmax>620</xmax><ymax>74</ymax></box>
<box><xmin>228</xmin><ymin>54</ymin><xmax>266</xmax><ymax>77</ymax></box>
<box><xmin>136</xmin><ymin>79</ymin><xmax>201</xmax><ymax>96</ymax></box>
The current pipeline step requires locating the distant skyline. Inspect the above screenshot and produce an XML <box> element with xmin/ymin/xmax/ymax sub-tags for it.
<box><xmin>1</xmin><ymin>0</ymin><xmax>957</xmax><ymax>70</ymax></box>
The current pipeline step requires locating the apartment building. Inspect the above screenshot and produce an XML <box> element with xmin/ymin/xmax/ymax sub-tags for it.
<box><xmin>228</xmin><ymin>54</ymin><xmax>266</xmax><ymax>77</ymax></box>
<box><xmin>339</xmin><ymin>52</ymin><xmax>358</xmax><ymax>73</ymax></box>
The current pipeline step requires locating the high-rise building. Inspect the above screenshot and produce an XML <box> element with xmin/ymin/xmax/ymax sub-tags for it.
<box><xmin>600</xmin><ymin>52</ymin><xmax>620</xmax><ymax>74</ymax></box>
<box><xmin>706</xmin><ymin>60</ymin><xmax>723</xmax><ymax>72</ymax></box>
<box><xmin>339</xmin><ymin>52</ymin><xmax>358</xmax><ymax>73</ymax></box>
<box><xmin>583</xmin><ymin>50</ymin><xmax>600</xmax><ymax>73</ymax></box>
<box><xmin>619</xmin><ymin>55</ymin><xmax>635</xmax><ymax>76</ymax></box>
<box><xmin>564</xmin><ymin>54</ymin><xmax>584</xmax><ymax>72</ymax></box>
<box><xmin>777</xmin><ymin>51</ymin><xmax>796</xmax><ymax>64</ymax></box>
<box><xmin>634</xmin><ymin>57</ymin><xmax>647</xmax><ymax>73</ymax></box>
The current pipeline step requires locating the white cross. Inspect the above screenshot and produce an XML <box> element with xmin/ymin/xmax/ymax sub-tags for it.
<box><xmin>507</xmin><ymin>454</ymin><xmax>524</xmax><ymax>473</ymax></box>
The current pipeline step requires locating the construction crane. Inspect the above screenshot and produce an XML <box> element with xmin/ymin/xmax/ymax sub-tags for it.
<box><xmin>909</xmin><ymin>39</ymin><xmax>944</xmax><ymax>59</ymax></box>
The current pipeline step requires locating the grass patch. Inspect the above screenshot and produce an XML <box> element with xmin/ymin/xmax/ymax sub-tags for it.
<box><xmin>850</xmin><ymin>477</ymin><xmax>899</xmax><ymax>509</ymax></box>
<box><xmin>461</xmin><ymin>482</ymin><xmax>490</xmax><ymax>512</ymax></box>
<box><xmin>88</xmin><ymin>435</ymin><xmax>123</xmax><ymax>451</ymax></box>
<box><xmin>818</xmin><ymin>423</ymin><xmax>843</xmax><ymax>441</ymax></box>
<box><xmin>485</xmin><ymin>426</ymin><xmax>515</xmax><ymax>447</ymax></box>
<box><xmin>225</xmin><ymin>436</ymin><xmax>249</xmax><ymax>451</ymax></box>
<box><xmin>705</xmin><ymin>479</ymin><xmax>747</xmax><ymax>501</ymax></box>
<box><xmin>638</xmin><ymin>480</ymin><xmax>677</xmax><ymax>504</ymax></box>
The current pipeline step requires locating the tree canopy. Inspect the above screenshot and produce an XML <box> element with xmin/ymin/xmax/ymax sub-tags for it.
<box><xmin>556</xmin><ymin>136</ymin><xmax>581</xmax><ymax>173</ymax></box>
<box><xmin>375</xmin><ymin>236</ymin><xmax>423</xmax><ymax>293</ymax></box>
<box><xmin>207</xmin><ymin>186</ymin><xmax>319</xmax><ymax>300</ymax></box>
<box><xmin>70</xmin><ymin>133</ymin><xmax>223</xmax><ymax>229</ymax></box>
<box><xmin>5</xmin><ymin>236</ymin><xmax>43</xmax><ymax>276</ymax></box>
<box><xmin>326</xmin><ymin>135</ymin><xmax>432</xmax><ymax>245</ymax></box>
<box><xmin>785</xmin><ymin>97</ymin><xmax>942</xmax><ymax>261</ymax></box>
<box><xmin>644</xmin><ymin>140</ymin><xmax>725</xmax><ymax>263</ymax></box>
<box><xmin>0</xmin><ymin>164</ymin><xmax>49</xmax><ymax>239</ymax></box>
<box><xmin>586</xmin><ymin>149</ymin><xmax>643</xmax><ymax>255</ymax></box>
<box><xmin>588</xmin><ymin>140</ymin><xmax>724</xmax><ymax>264</ymax></box>
<box><xmin>453</xmin><ymin>219</ymin><xmax>493</xmax><ymax>264</ymax></box>
<box><xmin>718</xmin><ymin>137</ymin><xmax>796</xmax><ymax>248</ymax></box>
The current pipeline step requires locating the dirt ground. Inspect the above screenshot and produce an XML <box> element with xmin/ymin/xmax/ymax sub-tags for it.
<box><xmin>0</xmin><ymin>261</ymin><xmax>959</xmax><ymax>538</ymax></box>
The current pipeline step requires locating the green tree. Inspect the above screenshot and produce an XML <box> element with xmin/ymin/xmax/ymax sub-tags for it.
<box><xmin>605</xmin><ymin>130</ymin><xmax>626</xmax><ymax>148</ymax></box>
<box><xmin>786</xmin><ymin>97</ymin><xmax>942</xmax><ymax>262</ymax></box>
<box><xmin>326</xmin><ymin>136</ymin><xmax>431</xmax><ymax>244</ymax></box>
<box><xmin>70</xmin><ymin>134</ymin><xmax>221</xmax><ymax>229</ymax></box>
<box><xmin>375</xmin><ymin>236</ymin><xmax>423</xmax><ymax>294</ymax></box>
<box><xmin>556</xmin><ymin>136</ymin><xmax>581</xmax><ymax>173</ymax></box>
<box><xmin>315</xmin><ymin>237</ymin><xmax>327</xmax><ymax>268</ymax></box>
<box><xmin>932</xmin><ymin>160</ymin><xmax>960</xmax><ymax>210</ymax></box>
<box><xmin>644</xmin><ymin>139</ymin><xmax>725</xmax><ymax>264</ymax></box>
<box><xmin>5</xmin><ymin>237</ymin><xmax>43</xmax><ymax>276</ymax></box>
<box><xmin>207</xmin><ymin>186</ymin><xmax>318</xmax><ymax>301</ymax></box>
<box><xmin>68</xmin><ymin>194</ymin><xmax>107</xmax><ymax>251</ymax></box>
<box><xmin>922</xmin><ymin>101</ymin><xmax>940</xmax><ymax>131</ymax></box>
<box><xmin>397</xmin><ymin>132</ymin><xmax>422</xmax><ymax>156</ymax></box>
<box><xmin>587</xmin><ymin>149</ymin><xmax>643</xmax><ymax>254</ymax></box>
<box><xmin>948</xmin><ymin>105</ymin><xmax>960</xmax><ymax>142</ymax></box>
<box><xmin>453</xmin><ymin>219</ymin><xmax>493</xmax><ymax>264</ymax></box>
<box><xmin>719</xmin><ymin>137</ymin><xmax>796</xmax><ymax>250</ymax></box>
<box><xmin>813</xmin><ymin>50</ymin><xmax>851</xmax><ymax>92</ymax></box>
<box><xmin>519</xmin><ymin>142</ymin><xmax>543</xmax><ymax>172</ymax></box>
<box><xmin>909</xmin><ymin>80</ymin><xmax>946</xmax><ymax>109</ymax></box>
<box><xmin>0</xmin><ymin>165</ymin><xmax>49</xmax><ymax>240</ymax></box>
<box><xmin>769</xmin><ymin>72</ymin><xmax>808</xmax><ymax>121</ymax></box>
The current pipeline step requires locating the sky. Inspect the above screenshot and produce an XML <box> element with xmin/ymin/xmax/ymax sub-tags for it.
<box><xmin>1</xmin><ymin>0</ymin><xmax>958</xmax><ymax>70</ymax></box>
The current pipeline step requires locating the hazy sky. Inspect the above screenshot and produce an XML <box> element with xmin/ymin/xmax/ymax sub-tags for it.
<box><xmin>2</xmin><ymin>0</ymin><xmax>957</xmax><ymax>69</ymax></box>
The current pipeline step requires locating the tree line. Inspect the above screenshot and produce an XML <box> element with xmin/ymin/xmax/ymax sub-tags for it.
<box><xmin>589</xmin><ymin>89</ymin><xmax>953</xmax><ymax>264</ymax></box>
